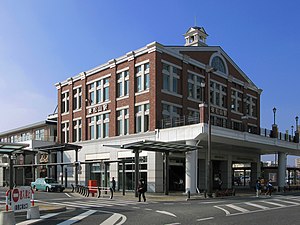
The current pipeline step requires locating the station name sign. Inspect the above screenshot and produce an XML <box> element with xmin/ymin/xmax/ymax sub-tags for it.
<box><xmin>88</xmin><ymin>104</ymin><xmax>108</xmax><ymax>115</ymax></box>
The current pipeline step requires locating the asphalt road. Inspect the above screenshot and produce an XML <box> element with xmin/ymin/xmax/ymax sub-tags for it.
<box><xmin>2</xmin><ymin>188</ymin><xmax>300</xmax><ymax>225</ymax></box>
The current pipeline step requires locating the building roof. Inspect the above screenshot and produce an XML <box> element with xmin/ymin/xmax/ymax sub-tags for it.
<box><xmin>0</xmin><ymin>120</ymin><xmax>57</xmax><ymax>137</ymax></box>
<box><xmin>56</xmin><ymin>41</ymin><xmax>261</xmax><ymax>93</ymax></box>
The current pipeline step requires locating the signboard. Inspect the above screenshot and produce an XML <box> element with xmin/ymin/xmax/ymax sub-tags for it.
<box><xmin>11</xmin><ymin>186</ymin><xmax>32</xmax><ymax>212</ymax></box>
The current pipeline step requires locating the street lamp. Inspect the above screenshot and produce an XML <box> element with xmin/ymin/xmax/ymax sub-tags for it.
<box><xmin>205</xmin><ymin>65</ymin><xmax>216</xmax><ymax>197</ymax></box>
<box><xmin>295</xmin><ymin>116</ymin><xmax>299</xmax><ymax>143</ymax></box>
<box><xmin>273</xmin><ymin>107</ymin><xmax>277</xmax><ymax>125</ymax></box>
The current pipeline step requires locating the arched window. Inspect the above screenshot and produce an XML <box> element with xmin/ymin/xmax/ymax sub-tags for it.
<box><xmin>211</xmin><ymin>56</ymin><xmax>226</xmax><ymax>74</ymax></box>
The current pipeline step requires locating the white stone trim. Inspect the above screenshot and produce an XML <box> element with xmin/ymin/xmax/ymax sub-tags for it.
<box><xmin>135</xmin><ymin>59</ymin><xmax>150</xmax><ymax>67</ymax></box>
<box><xmin>116</xmin><ymin>67</ymin><xmax>129</xmax><ymax>74</ymax></box>
<box><xmin>86</xmin><ymin>74</ymin><xmax>111</xmax><ymax>85</ymax></box>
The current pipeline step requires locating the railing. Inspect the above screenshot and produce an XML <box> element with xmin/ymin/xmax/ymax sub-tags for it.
<box><xmin>159</xmin><ymin>116</ymin><xmax>200</xmax><ymax>129</ymax></box>
<box><xmin>158</xmin><ymin>116</ymin><xmax>297</xmax><ymax>144</ymax></box>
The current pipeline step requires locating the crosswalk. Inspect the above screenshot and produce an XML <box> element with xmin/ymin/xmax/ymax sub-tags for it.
<box><xmin>14</xmin><ymin>198</ymin><xmax>149</xmax><ymax>225</ymax></box>
<box><xmin>37</xmin><ymin>197</ymin><xmax>151</xmax><ymax>210</ymax></box>
<box><xmin>214</xmin><ymin>195</ymin><xmax>300</xmax><ymax>216</ymax></box>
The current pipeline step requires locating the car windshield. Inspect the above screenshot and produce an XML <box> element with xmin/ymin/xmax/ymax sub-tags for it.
<box><xmin>45</xmin><ymin>178</ymin><xmax>57</xmax><ymax>184</ymax></box>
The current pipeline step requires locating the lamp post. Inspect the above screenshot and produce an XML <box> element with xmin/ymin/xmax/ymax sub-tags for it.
<box><xmin>291</xmin><ymin>125</ymin><xmax>294</xmax><ymax>140</ymax></box>
<box><xmin>273</xmin><ymin>107</ymin><xmax>277</xmax><ymax>125</ymax></box>
<box><xmin>205</xmin><ymin>65</ymin><xmax>216</xmax><ymax>197</ymax></box>
<box><xmin>295</xmin><ymin>116</ymin><xmax>299</xmax><ymax>143</ymax></box>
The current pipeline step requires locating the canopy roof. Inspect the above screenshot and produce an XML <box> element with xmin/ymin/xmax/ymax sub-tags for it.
<box><xmin>121</xmin><ymin>140</ymin><xmax>202</xmax><ymax>153</ymax></box>
<box><xmin>0</xmin><ymin>142</ymin><xmax>30</xmax><ymax>154</ymax></box>
<box><xmin>35</xmin><ymin>143</ymin><xmax>82</xmax><ymax>152</ymax></box>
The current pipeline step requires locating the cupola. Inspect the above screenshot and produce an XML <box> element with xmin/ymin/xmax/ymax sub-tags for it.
<box><xmin>184</xmin><ymin>26</ymin><xmax>208</xmax><ymax>47</ymax></box>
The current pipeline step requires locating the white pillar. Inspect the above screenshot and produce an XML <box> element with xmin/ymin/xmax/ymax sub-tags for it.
<box><xmin>278</xmin><ymin>152</ymin><xmax>286</xmax><ymax>192</ymax></box>
<box><xmin>185</xmin><ymin>140</ymin><xmax>198</xmax><ymax>194</ymax></box>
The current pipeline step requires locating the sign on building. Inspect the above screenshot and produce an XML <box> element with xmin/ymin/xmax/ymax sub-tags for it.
<box><xmin>11</xmin><ymin>186</ymin><xmax>32</xmax><ymax>212</ymax></box>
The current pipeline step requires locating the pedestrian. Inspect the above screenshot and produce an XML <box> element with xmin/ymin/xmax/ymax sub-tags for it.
<box><xmin>111</xmin><ymin>177</ymin><xmax>116</xmax><ymax>192</ymax></box>
<box><xmin>255</xmin><ymin>179</ymin><xmax>262</xmax><ymax>197</ymax></box>
<box><xmin>265</xmin><ymin>179</ymin><xmax>273</xmax><ymax>196</ymax></box>
<box><xmin>137</xmin><ymin>179</ymin><xmax>146</xmax><ymax>202</ymax></box>
<box><xmin>217</xmin><ymin>177</ymin><xmax>223</xmax><ymax>191</ymax></box>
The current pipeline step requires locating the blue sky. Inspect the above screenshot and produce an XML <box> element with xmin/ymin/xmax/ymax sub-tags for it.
<box><xmin>1</xmin><ymin>1</ymin><xmax>300</xmax><ymax>164</ymax></box>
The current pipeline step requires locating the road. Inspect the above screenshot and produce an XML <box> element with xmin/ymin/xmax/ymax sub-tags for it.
<box><xmin>1</xmin><ymin>188</ymin><xmax>300</xmax><ymax>225</ymax></box>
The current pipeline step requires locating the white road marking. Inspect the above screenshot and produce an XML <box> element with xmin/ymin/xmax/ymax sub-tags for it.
<box><xmin>164</xmin><ymin>223</ymin><xmax>181</xmax><ymax>225</ymax></box>
<box><xmin>273</xmin><ymin>199</ymin><xmax>300</xmax><ymax>205</ymax></box>
<box><xmin>197</xmin><ymin>217</ymin><xmax>214</xmax><ymax>221</ymax></box>
<box><xmin>261</xmin><ymin>201</ymin><xmax>285</xmax><ymax>207</ymax></box>
<box><xmin>57</xmin><ymin>210</ymin><xmax>97</xmax><ymax>225</ymax></box>
<box><xmin>226</xmin><ymin>204</ymin><xmax>249</xmax><ymax>213</ymax></box>
<box><xmin>214</xmin><ymin>206</ymin><xmax>231</xmax><ymax>215</ymax></box>
<box><xmin>65</xmin><ymin>193</ymin><xmax>71</xmax><ymax>198</ymax></box>
<box><xmin>17</xmin><ymin>212</ymin><xmax>63</xmax><ymax>225</ymax></box>
<box><xmin>200</xmin><ymin>201</ymin><xmax>225</xmax><ymax>204</ymax></box>
<box><xmin>100</xmin><ymin>213</ymin><xmax>127</xmax><ymax>225</ymax></box>
<box><xmin>244</xmin><ymin>202</ymin><xmax>269</xmax><ymax>210</ymax></box>
<box><xmin>144</xmin><ymin>208</ymin><xmax>152</xmax><ymax>211</ymax></box>
<box><xmin>156</xmin><ymin>210</ymin><xmax>177</xmax><ymax>218</ymax></box>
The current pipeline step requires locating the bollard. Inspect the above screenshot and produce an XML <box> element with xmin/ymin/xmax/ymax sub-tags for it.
<box><xmin>86</xmin><ymin>187</ymin><xmax>90</xmax><ymax>197</ymax></box>
<box><xmin>31</xmin><ymin>189</ymin><xmax>35</xmax><ymax>207</ymax></box>
<box><xmin>0</xmin><ymin>211</ymin><xmax>15</xmax><ymax>225</ymax></box>
<box><xmin>97</xmin><ymin>187</ymin><xmax>101</xmax><ymax>198</ymax></box>
<box><xmin>26</xmin><ymin>206</ymin><xmax>40</xmax><ymax>220</ymax></box>
<box><xmin>5</xmin><ymin>190</ymin><xmax>11</xmax><ymax>211</ymax></box>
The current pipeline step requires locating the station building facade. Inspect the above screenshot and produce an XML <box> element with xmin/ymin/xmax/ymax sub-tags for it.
<box><xmin>54</xmin><ymin>26</ymin><xmax>300</xmax><ymax>193</ymax></box>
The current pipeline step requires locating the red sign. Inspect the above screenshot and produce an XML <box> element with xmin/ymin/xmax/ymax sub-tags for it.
<box><xmin>11</xmin><ymin>186</ymin><xmax>32</xmax><ymax>212</ymax></box>
<box><xmin>12</xmin><ymin>188</ymin><xmax>19</xmax><ymax>202</ymax></box>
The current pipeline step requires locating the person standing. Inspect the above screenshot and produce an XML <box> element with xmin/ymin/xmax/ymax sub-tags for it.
<box><xmin>265</xmin><ymin>179</ymin><xmax>273</xmax><ymax>196</ymax></box>
<box><xmin>111</xmin><ymin>177</ymin><xmax>116</xmax><ymax>192</ymax></box>
<box><xmin>137</xmin><ymin>179</ymin><xmax>146</xmax><ymax>202</ymax></box>
<box><xmin>256</xmin><ymin>179</ymin><xmax>262</xmax><ymax>197</ymax></box>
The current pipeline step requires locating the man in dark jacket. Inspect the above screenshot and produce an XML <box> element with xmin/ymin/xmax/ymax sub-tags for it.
<box><xmin>137</xmin><ymin>179</ymin><xmax>146</xmax><ymax>202</ymax></box>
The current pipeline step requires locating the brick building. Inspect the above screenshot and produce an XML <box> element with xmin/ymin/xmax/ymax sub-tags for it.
<box><xmin>55</xmin><ymin>27</ymin><xmax>269</xmax><ymax>193</ymax></box>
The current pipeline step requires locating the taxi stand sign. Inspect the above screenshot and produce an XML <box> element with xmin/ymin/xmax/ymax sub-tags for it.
<box><xmin>11</xmin><ymin>186</ymin><xmax>32</xmax><ymax>212</ymax></box>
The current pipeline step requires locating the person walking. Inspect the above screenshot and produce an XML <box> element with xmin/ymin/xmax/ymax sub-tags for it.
<box><xmin>137</xmin><ymin>179</ymin><xmax>146</xmax><ymax>202</ymax></box>
<box><xmin>265</xmin><ymin>179</ymin><xmax>273</xmax><ymax>196</ymax></box>
<box><xmin>255</xmin><ymin>179</ymin><xmax>262</xmax><ymax>197</ymax></box>
<box><xmin>111</xmin><ymin>177</ymin><xmax>116</xmax><ymax>192</ymax></box>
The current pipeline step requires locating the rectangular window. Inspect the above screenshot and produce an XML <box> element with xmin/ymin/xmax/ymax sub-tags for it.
<box><xmin>117</xmin><ymin>108</ymin><xmax>129</xmax><ymax>136</ymax></box>
<box><xmin>135</xmin><ymin>62</ymin><xmax>150</xmax><ymax>93</ymax></box>
<box><xmin>61</xmin><ymin>92</ymin><xmax>69</xmax><ymax>113</ymax></box>
<box><xmin>73</xmin><ymin>119</ymin><xmax>82</xmax><ymax>142</ymax></box>
<box><xmin>117</xmin><ymin>70</ymin><xmax>130</xmax><ymax>98</ymax></box>
<box><xmin>89</xmin><ymin>113</ymin><xmax>110</xmax><ymax>140</ymax></box>
<box><xmin>73</xmin><ymin>87</ymin><xmax>82</xmax><ymax>110</ymax></box>
<box><xmin>88</xmin><ymin>77</ymin><xmax>110</xmax><ymax>104</ymax></box>
<box><xmin>162</xmin><ymin>62</ymin><xmax>181</xmax><ymax>94</ymax></box>
<box><xmin>135</xmin><ymin>103</ymin><xmax>150</xmax><ymax>133</ymax></box>
<box><xmin>61</xmin><ymin>122</ymin><xmax>69</xmax><ymax>143</ymax></box>
<box><xmin>210</xmin><ymin>81</ymin><xmax>227</xmax><ymax>108</ymax></box>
